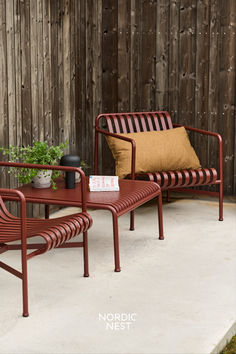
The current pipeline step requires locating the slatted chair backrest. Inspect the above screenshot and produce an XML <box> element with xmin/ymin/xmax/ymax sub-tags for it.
<box><xmin>0</xmin><ymin>195</ymin><xmax>13</xmax><ymax>220</ymax></box>
<box><xmin>100</xmin><ymin>111</ymin><xmax>173</xmax><ymax>134</ymax></box>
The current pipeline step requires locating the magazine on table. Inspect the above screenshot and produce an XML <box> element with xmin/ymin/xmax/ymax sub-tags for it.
<box><xmin>89</xmin><ymin>175</ymin><xmax>119</xmax><ymax>191</ymax></box>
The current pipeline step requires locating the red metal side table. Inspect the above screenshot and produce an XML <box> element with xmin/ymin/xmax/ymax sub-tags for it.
<box><xmin>17</xmin><ymin>178</ymin><xmax>164</xmax><ymax>272</ymax></box>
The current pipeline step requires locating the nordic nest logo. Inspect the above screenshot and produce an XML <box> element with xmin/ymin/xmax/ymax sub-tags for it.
<box><xmin>98</xmin><ymin>312</ymin><xmax>137</xmax><ymax>331</ymax></box>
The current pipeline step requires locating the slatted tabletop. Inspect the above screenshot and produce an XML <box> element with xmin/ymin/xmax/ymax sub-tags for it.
<box><xmin>16</xmin><ymin>177</ymin><xmax>163</xmax><ymax>272</ymax></box>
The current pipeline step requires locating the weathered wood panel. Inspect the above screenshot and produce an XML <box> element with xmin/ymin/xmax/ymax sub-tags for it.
<box><xmin>140</xmin><ymin>0</ymin><xmax>156</xmax><ymax>111</ymax></box>
<box><xmin>69</xmin><ymin>0</ymin><xmax>76</xmax><ymax>154</ymax></box>
<box><xmin>0</xmin><ymin>0</ymin><xmax>9</xmax><ymax>192</ymax></box>
<box><xmin>50</xmin><ymin>0</ymin><xmax>59</xmax><ymax>147</ymax></box>
<box><xmin>219</xmin><ymin>0</ymin><xmax>236</xmax><ymax>195</ymax></box>
<box><xmin>208</xmin><ymin>0</ymin><xmax>220</xmax><ymax>185</ymax></box>
<box><xmin>118</xmin><ymin>0</ymin><xmax>131</xmax><ymax>112</ymax></box>
<box><xmin>0</xmin><ymin>0</ymin><xmax>235</xmax><ymax>202</ymax></box>
<box><xmin>75</xmin><ymin>0</ymin><xmax>85</xmax><ymax>158</ymax></box>
<box><xmin>179</xmin><ymin>0</ymin><xmax>197</xmax><ymax>126</ymax></box>
<box><xmin>195</xmin><ymin>0</ymin><xmax>210</xmax><ymax>168</ymax></box>
<box><xmin>102</xmin><ymin>0</ymin><xmax>118</xmax><ymax>173</ymax></box>
<box><xmin>42</xmin><ymin>0</ymin><xmax>52</xmax><ymax>144</ymax></box>
<box><xmin>169</xmin><ymin>0</ymin><xmax>180</xmax><ymax>122</ymax></box>
<box><xmin>155</xmin><ymin>0</ymin><xmax>169</xmax><ymax>110</ymax></box>
<box><xmin>20</xmin><ymin>0</ymin><xmax>31</xmax><ymax>147</ymax></box>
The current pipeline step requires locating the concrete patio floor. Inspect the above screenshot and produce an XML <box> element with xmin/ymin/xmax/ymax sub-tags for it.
<box><xmin>0</xmin><ymin>197</ymin><xmax>235</xmax><ymax>354</ymax></box>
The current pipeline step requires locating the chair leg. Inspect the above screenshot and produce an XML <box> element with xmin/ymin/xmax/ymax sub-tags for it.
<box><xmin>219</xmin><ymin>182</ymin><xmax>223</xmax><ymax>221</ymax></box>
<box><xmin>130</xmin><ymin>210</ymin><xmax>135</xmax><ymax>231</ymax></box>
<box><xmin>45</xmin><ymin>204</ymin><xmax>50</xmax><ymax>219</ymax></box>
<box><xmin>83</xmin><ymin>231</ymin><xmax>89</xmax><ymax>277</ymax></box>
<box><xmin>157</xmin><ymin>193</ymin><xmax>164</xmax><ymax>240</ymax></box>
<box><xmin>167</xmin><ymin>190</ymin><xmax>171</xmax><ymax>202</ymax></box>
<box><xmin>21</xmin><ymin>250</ymin><xmax>29</xmax><ymax>317</ymax></box>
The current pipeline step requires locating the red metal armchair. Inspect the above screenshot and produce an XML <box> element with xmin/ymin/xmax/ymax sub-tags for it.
<box><xmin>94</xmin><ymin>111</ymin><xmax>223</xmax><ymax>222</ymax></box>
<box><xmin>0</xmin><ymin>163</ymin><xmax>93</xmax><ymax>317</ymax></box>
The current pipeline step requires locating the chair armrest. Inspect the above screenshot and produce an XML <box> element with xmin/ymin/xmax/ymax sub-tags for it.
<box><xmin>173</xmin><ymin>124</ymin><xmax>223</xmax><ymax>181</ymax></box>
<box><xmin>173</xmin><ymin>123</ymin><xmax>222</xmax><ymax>141</ymax></box>
<box><xmin>0</xmin><ymin>188</ymin><xmax>27</xmax><ymax>245</ymax></box>
<box><xmin>0</xmin><ymin>163</ymin><xmax>88</xmax><ymax>213</ymax></box>
<box><xmin>95</xmin><ymin>128</ymin><xmax>136</xmax><ymax>179</ymax></box>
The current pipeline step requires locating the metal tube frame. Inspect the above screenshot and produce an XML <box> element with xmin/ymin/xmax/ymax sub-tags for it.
<box><xmin>94</xmin><ymin>115</ymin><xmax>223</xmax><ymax>222</ymax></box>
<box><xmin>94</xmin><ymin>125</ymin><xmax>137</xmax><ymax>231</ymax></box>
<box><xmin>0</xmin><ymin>162</ymin><xmax>89</xmax><ymax>317</ymax></box>
<box><xmin>173</xmin><ymin>123</ymin><xmax>223</xmax><ymax>221</ymax></box>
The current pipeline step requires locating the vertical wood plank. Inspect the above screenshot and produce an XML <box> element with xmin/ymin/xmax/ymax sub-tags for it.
<box><xmin>13</xmin><ymin>0</ymin><xmax>22</xmax><ymax>215</ymax></box>
<box><xmin>84</xmin><ymin>0</ymin><xmax>103</xmax><ymax>170</ymax></box>
<box><xmin>6</xmin><ymin>0</ymin><xmax>18</xmax><ymax>214</ymax></box>
<box><xmin>208</xmin><ymin>0</ymin><xmax>220</xmax><ymax>177</ymax></box>
<box><xmin>36</xmin><ymin>0</ymin><xmax>44</xmax><ymax>217</ymax></box>
<box><xmin>29</xmin><ymin>0</ymin><xmax>40</xmax><ymax>218</ymax></box>
<box><xmin>43</xmin><ymin>0</ymin><xmax>52</xmax><ymax>143</ymax></box>
<box><xmin>57</xmin><ymin>0</ymin><xmax>64</xmax><ymax>146</ymax></box>
<box><xmin>6</xmin><ymin>0</ymin><xmax>16</xmax><ymax>149</ymax></box>
<box><xmin>140</xmin><ymin>0</ymin><xmax>156</xmax><ymax>111</ymax></box>
<box><xmin>69</xmin><ymin>0</ymin><xmax>76</xmax><ymax>153</ymax></box>
<box><xmin>14</xmin><ymin>0</ymin><xmax>22</xmax><ymax>149</ymax></box>
<box><xmin>74</xmin><ymin>0</ymin><xmax>80</xmax><ymax>154</ymax></box>
<box><xmin>219</xmin><ymin>0</ymin><xmax>236</xmax><ymax>195</ymax></box>
<box><xmin>195</xmin><ymin>0</ymin><xmax>210</xmax><ymax>167</ymax></box>
<box><xmin>0</xmin><ymin>0</ymin><xmax>9</xmax><ymax>189</ymax></box>
<box><xmin>130</xmin><ymin>0</ymin><xmax>140</xmax><ymax>112</ymax></box>
<box><xmin>92</xmin><ymin>0</ymin><xmax>103</xmax><ymax>171</ymax></box>
<box><xmin>102</xmin><ymin>0</ymin><xmax>118</xmax><ymax>174</ymax></box>
<box><xmin>20</xmin><ymin>0</ymin><xmax>31</xmax><ymax>147</ymax></box>
<box><xmin>102</xmin><ymin>0</ymin><xmax>118</xmax><ymax>113</ymax></box>
<box><xmin>75</xmin><ymin>0</ymin><xmax>86</xmax><ymax>159</ymax></box>
<box><xmin>117</xmin><ymin>0</ymin><xmax>131</xmax><ymax>112</ymax></box>
<box><xmin>30</xmin><ymin>0</ymin><xmax>39</xmax><ymax>142</ymax></box>
<box><xmin>50</xmin><ymin>0</ymin><xmax>59</xmax><ymax>146</ymax></box>
<box><xmin>156</xmin><ymin>0</ymin><xmax>169</xmax><ymax>110</ymax></box>
<box><xmin>37</xmin><ymin>0</ymin><xmax>44</xmax><ymax>142</ymax></box>
<box><xmin>169</xmin><ymin>0</ymin><xmax>180</xmax><ymax>121</ymax></box>
<box><xmin>179</xmin><ymin>0</ymin><xmax>197</xmax><ymax>126</ymax></box>
<box><xmin>20</xmin><ymin>0</ymin><xmax>32</xmax><ymax>216</ymax></box>
<box><xmin>62</xmin><ymin>0</ymin><xmax>70</xmax><ymax>149</ymax></box>
<box><xmin>85</xmin><ymin>0</ymin><xmax>94</xmax><ymax>167</ymax></box>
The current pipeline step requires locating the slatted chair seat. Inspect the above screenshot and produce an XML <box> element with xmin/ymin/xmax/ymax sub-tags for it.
<box><xmin>0</xmin><ymin>208</ymin><xmax>92</xmax><ymax>257</ymax></box>
<box><xmin>135</xmin><ymin>167</ymin><xmax>218</xmax><ymax>189</ymax></box>
<box><xmin>0</xmin><ymin>163</ymin><xmax>93</xmax><ymax>317</ymax></box>
<box><xmin>94</xmin><ymin>111</ymin><xmax>223</xmax><ymax>225</ymax></box>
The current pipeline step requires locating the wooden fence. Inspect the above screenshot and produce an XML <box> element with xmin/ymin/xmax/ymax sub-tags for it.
<box><xmin>0</xmin><ymin>0</ymin><xmax>235</xmax><ymax>214</ymax></box>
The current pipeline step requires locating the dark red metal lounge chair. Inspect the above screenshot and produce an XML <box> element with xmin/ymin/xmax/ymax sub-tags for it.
<box><xmin>94</xmin><ymin>111</ymin><xmax>223</xmax><ymax>228</ymax></box>
<box><xmin>0</xmin><ymin>164</ymin><xmax>93</xmax><ymax>317</ymax></box>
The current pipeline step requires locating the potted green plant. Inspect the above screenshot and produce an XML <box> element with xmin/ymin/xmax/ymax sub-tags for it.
<box><xmin>0</xmin><ymin>141</ymin><xmax>68</xmax><ymax>189</ymax></box>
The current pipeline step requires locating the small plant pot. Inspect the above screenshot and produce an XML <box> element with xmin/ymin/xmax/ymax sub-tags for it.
<box><xmin>32</xmin><ymin>170</ymin><xmax>52</xmax><ymax>189</ymax></box>
<box><xmin>75</xmin><ymin>172</ymin><xmax>81</xmax><ymax>183</ymax></box>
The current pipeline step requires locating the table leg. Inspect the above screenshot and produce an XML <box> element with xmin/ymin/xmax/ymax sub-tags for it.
<box><xmin>83</xmin><ymin>231</ymin><xmax>89</xmax><ymax>277</ymax></box>
<box><xmin>130</xmin><ymin>210</ymin><xmax>135</xmax><ymax>231</ymax></box>
<box><xmin>45</xmin><ymin>204</ymin><xmax>50</xmax><ymax>219</ymax></box>
<box><xmin>167</xmin><ymin>190</ymin><xmax>171</xmax><ymax>202</ymax></box>
<box><xmin>157</xmin><ymin>193</ymin><xmax>164</xmax><ymax>240</ymax></box>
<box><xmin>111</xmin><ymin>211</ymin><xmax>121</xmax><ymax>272</ymax></box>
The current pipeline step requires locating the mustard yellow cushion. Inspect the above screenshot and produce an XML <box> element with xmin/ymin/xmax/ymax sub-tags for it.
<box><xmin>106</xmin><ymin>127</ymin><xmax>201</xmax><ymax>178</ymax></box>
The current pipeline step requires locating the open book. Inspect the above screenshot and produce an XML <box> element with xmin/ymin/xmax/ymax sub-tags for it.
<box><xmin>89</xmin><ymin>175</ymin><xmax>119</xmax><ymax>191</ymax></box>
